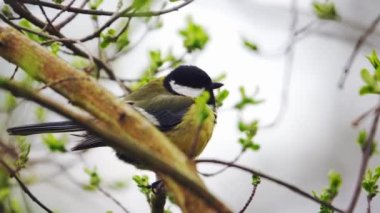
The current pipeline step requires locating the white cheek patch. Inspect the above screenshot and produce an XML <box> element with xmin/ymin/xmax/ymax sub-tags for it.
<box><xmin>170</xmin><ymin>80</ymin><xmax>204</xmax><ymax>98</ymax></box>
<box><xmin>133</xmin><ymin>107</ymin><xmax>160</xmax><ymax>126</ymax></box>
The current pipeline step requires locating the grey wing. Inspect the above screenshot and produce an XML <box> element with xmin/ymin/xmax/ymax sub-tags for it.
<box><xmin>129</xmin><ymin>95</ymin><xmax>194</xmax><ymax>132</ymax></box>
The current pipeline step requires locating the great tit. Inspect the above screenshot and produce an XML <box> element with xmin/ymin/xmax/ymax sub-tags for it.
<box><xmin>7</xmin><ymin>65</ymin><xmax>223</xmax><ymax>161</ymax></box>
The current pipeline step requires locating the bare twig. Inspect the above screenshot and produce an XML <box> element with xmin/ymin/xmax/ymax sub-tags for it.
<box><xmin>338</xmin><ymin>14</ymin><xmax>380</xmax><ymax>89</ymax></box>
<box><xmin>239</xmin><ymin>184</ymin><xmax>258</xmax><ymax>213</ymax></box>
<box><xmin>0</xmin><ymin>158</ymin><xmax>53</xmax><ymax>213</ymax></box>
<box><xmin>196</xmin><ymin>159</ymin><xmax>345</xmax><ymax>213</ymax></box>
<box><xmin>98</xmin><ymin>186</ymin><xmax>130</xmax><ymax>213</ymax></box>
<box><xmin>264</xmin><ymin>0</ymin><xmax>298</xmax><ymax>127</ymax></box>
<box><xmin>19</xmin><ymin>0</ymin><xmax>194</xmax><ymax>17</ymax></box>
<box><xmin>199</xmin><ymin>149</ymin><xmax>245</xmax><ymax>177</ymax></box>
<box><xmin>346</xmin><ymin>104</ymin><xmax>380</xmax><ymax>213</ymax></box>
<box><xmin>56</xmin><ymin>0</ymin><xmax>89</xmax><ymax>30</ymax></box>
<box><xmin>367</xmin><ymin>196</ymin><xmax>372</xmax><ymax>213</ymax></box>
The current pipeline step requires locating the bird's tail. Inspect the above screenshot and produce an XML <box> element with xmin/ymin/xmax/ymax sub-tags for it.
<box><xmin>7</xmin><ymin>121</ymin><xmax>84</xmax><ymax>136</ymax></box>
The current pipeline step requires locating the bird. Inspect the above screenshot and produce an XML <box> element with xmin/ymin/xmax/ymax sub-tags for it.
<box><xmin>7</xmin><ymin>65</ymin><xmax>223</xmax><ymax>163</ymax></box>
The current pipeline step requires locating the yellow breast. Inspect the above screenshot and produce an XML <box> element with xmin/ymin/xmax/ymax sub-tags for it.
<box><xmin>165</xmin><ymin>104</ymin><xmax>216</xmax><ymax>158</ymax></box>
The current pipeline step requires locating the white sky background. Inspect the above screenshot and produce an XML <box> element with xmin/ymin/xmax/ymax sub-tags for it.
<box><xmin>1</xmin><ymin>0</ymin><xmax>380</xmax><ymax>212</ymax></box>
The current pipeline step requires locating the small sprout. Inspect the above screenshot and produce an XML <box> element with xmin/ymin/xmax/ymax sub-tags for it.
<box><xmin>106</xmin><ymin>211</ymin><xmax>113</xmax><ymax>213</ymax></box>
<box><xmin>89</xmin><ymin>0</ymin><xmax>104</xmax><ymax>10</ymax></box>
<box><xmin>18</xmin><ymin>19</ymin><xmax>45</xmax><ymax>43</ymax></box>
<box><xmin>116</xmin><ymin>30</ymin><xmax>130</xmax><ymax>51</ymax></box>
<box><xmin>243</xmin><ymin>38</ymin><xmax>259</xmax><ymax>52</ymax></box>
<box><xmin>179</xmin><ymin>17</ymin><xmax>209</xmax><ymax>52</ymax></box>
<box><xmin>132</xmin><ymin>0</ymin><xmax>152</xmax><ymax>10</ymax></box>
<box><xmin>356</xmin><ymin>130</ymin><xmax>379</xmax><ymax>155</ymax></box>
<box><xmin>251</xmin><ymin>175</ymin><xmax>261</xmax><ymax>186</ymax></box>
<box><xmin>100</xmin><ymin>28</ymin><xmax>117</xmax><ymax>49</ymax></box>
<box><xmin>83</xmin><ymin>167</ymin><xmax>101</xmax><ymax>191</ymax></box>
<box><xmin>215</xmin><ymin>89</ymin><xmax>229</xmax><ymax>108</ymax></box>
<box><xmin>15</xmin><ymin>140</ymin><xmax>31</xmax><ymax>169</ymax></box>
<box><xmin>50</xmin><ymin>42</ymin><xmax>61</xmax><ymax>56</ymax></box>
<box><xmin>195</xmin><ymin>92</ymin><xmax>210</xmax><ymax>124</ymax></box>
<box><xmin>72</xmin><ymin>56</ymin><xmax>91</xmax><ymax>70</ymax></box>
<box><xmin>213</xmin><ymin>72</ymin><xmax>227</xmax><ymax>82</ymax></box>
<box><xmin>312</xmin><ymin>1</ymin><xmax>339</xmax><ymax>20</ymax></box>
<box><xmin>238</xmin><ymin>120</ymin><xmax>260</xmax><ymax>151</ymax></box>
<box><xmin>1</xmin><ymin>5</ymin><xmax>13</xmax><ymax>18</ymax></box>
<box><xmin>132</xmin><ymin>175</ymin><xmax>152</xmax><ymax>202</ymax></box>
<box><xmin>35</xmin><ymin>107</ymin><xmax>46</xmax><ymax>122</ymax></box>
<box><xmin>362</xmin><ymin>167</ymin><xmax>380</xmax><ymax>199</ymax></box>
<box><xmin>235</xmin><ymin>86</ymin><xmax>264</xmax><ymax>110</ymax></box>
<box><xmin>0</xmin><ymin>188</ymin><xmax>10</xmax><ymax>202</ymax></box>
<box><xmin>53</xmin><ymin>0</ymin><xmax>64</xmax><ymax>4</ymax></box>
<box><xmin>4</xmin><ymin>92</ymin><xmax>17</xmax><ymax>112</ymax></box>
<box><xmin>312</xmin><ymin>170</ymin><xmax>342</xmax><ymax>213</ymax></box>
<box><xmin>367</xmin><ymin>50</ymin><xmax>380</xmax><ymax>70</ymax></box>
<box><xmin>109</xmin><ymin>180</ymin><xmax>128</xmax><ymax>190</ymax></box>
<box><xmin>42</xmin><ymin>134</ymin><xmax>67</xmax><ymax>153</ymax></box>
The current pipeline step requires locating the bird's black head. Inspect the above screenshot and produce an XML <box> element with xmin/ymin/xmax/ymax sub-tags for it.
<box><xmin>164</xmin><ymin>65</ymin><xmax>223</xmax><ymax>98</ymax></box>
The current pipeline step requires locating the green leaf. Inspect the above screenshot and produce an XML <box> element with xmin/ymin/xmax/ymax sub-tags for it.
<box><xmin>116</xmin><ymin>30</ymin><xmax>130</xmax><ymax>51</ymax></box>
<box><xmin>251</xmin><ymin>175</ymin><xmax>261</xmax><ymax>186</ymax></box>
<box><xmin>83</xmin><ymin>167</ymin><xmax>101</xmax><ymax>191</ymax></box>
<box><xmin>42</xmin><ymin>134</ymin><xmax>66</xmax><ymax>153</ymax></box>
<box><xmin>50</xmin><ymin>42</ymin><xmax>61</xmax><ymax>56</ymax></box>
<box><xmin>18</xmin><ymin>19</ymin><xmax>45</xmax><ymax>42</ymax></box>
<box><xmin>357</xmin><ymin>130</ymin><xmax>367</xmax><ymax>148</ymax></box>
<box><xmin>89</xmin><ymin>0</ymin><xmax>104</xmax><ymax>10</ymax></box>
<box><xmin>132</xmin><ymin>0</ymin><xmax>152</xmax><ymax>10</ymax></box>
<box><xmin>53</xmin><ymin>0</ymin><xmax>64</xmax><ymax>4</ymax></box>
<box><xmin>72</xmin><ymin>57</ymin><xmax>91</xmax><ymax>69</ymax></box>
<box><xmin>0</xmin><ymin>188</ymin><xmax>10</xmax><ymax>202</ymax></box>
<box><xmin>243</xmin><ymin>38</ymin><xmax>259</xmax><ymax>52</ymax></box>
<box><xmin>367</xmin><ymin>50</ymin><xmax>380</xmax><ymax>70</ymax></box>
<box><xmin>100</xmin><ymin>28</ymin><xmax>117</xmax><ymax>49</ymax></box>
<box><xmin>4</xmin><ymin>92</ymin><xmax>17</xmax><ymax>112</ymax></box>
<box><xmin>234</xmin><ymin>86</ymin><xmax>264</xmax><ymax>110</ymax></box>
<box><xmin>179</xmin><ymin>17</ymin><xmax>209</xmax><ymax>52</ymax></box>
<box><xmin>15</xmin><ymin>141</ymin><xmax>31</xmax><ymax>169</ymax></box>
<box><xmin>361</xmin><ymin>68</ymin><xmax>375</xmax><ymax>86</ymax></box>
<box><xmin>312</xmin><ymin>1</ymin><xmax>339</xmax><ymax>20</ymax></box>
<box><xmin>1</xmin><ymin>5</ymin><xmax>13</xmax><ymax>18</ymax></box>
<box><xmin>362</xmin><ymin>167</ymin><xmax>380</xmax><ymax>198</ymax></box>
<box><xmin>359</xmin><ymin>85</ymin><xmax>374</xmax><ymax>95</ymax></box>
<box><xmin>195</xmin><ymin>92</ymin><xmax>211</xmax><ymax>123</ymax></box>
<box><xmin>35</xmin><ymin>107</ymin><xmax>46</xmax><ymax>122</ymax></box>
<box><xmin>313</xmin><ymin>170</ymin><xmax>342</xmax><ymax>213</ymax></box>
<box><xmin>238</xmin><ymin>120</ymin><xmax>260</xmax><ymax>151</ymax></box>
<box><xmin>215</xmin><ymin>89</ymin><xmax>229</xmax><ymax>108</ymax></box>
<box><xmin>132</xmin><ymin>175</ymin><xmax>152</xmax><ymax>202</ymax></box>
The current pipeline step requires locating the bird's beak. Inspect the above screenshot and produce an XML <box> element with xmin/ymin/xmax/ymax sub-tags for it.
<box><xmin>210</xmin><ymin>82</ymin><xmax>224</xmax><ymax>89</ymax></box>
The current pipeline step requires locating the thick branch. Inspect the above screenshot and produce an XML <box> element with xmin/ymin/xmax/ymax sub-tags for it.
<box><xmin>0</xmin><ymin>27</ymin><xmax>230</xmax><ymax>213</ymax></box>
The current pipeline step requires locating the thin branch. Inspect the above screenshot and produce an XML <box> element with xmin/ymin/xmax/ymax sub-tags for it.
<box><xmin>367</xmin><ymin>196</ymin><xmax>372</xmax><ymax>213</ymax></box>
<box><xmin>346</xmin><ymin>104</ymin><xmax>380</xmax><ymax>213</ymax></box>
<box><xmin>78</xmin><ymin>6</ymin><xmax>134</xmax><ymax>43</ymax></box>
<box><xmin>239</xmin><ymin>184</ymin><xmax>258</xmax><ymax>213</ymax></box>
<box><xmin>199</xmin><ymin>149</ymin><xmax>245</xmax><ymax>177</ymax></box>
<box><xmin>264</xmin><ymin>0</ymin><xmax>298</xmax><ymax>127</ymax></box>
<box><xmin>0</xmin><ymin>158</ymin><xmax>53</xmax><ymax>213</ymax></box>
<box><xmin>19</xmin><ymin>0</ymin><xmax>194</xmax><ymax>17</ymax></box>
<box><xmin>56</xmin><ymin>0</ymin><xmax>89</xmax><ymax>30</ymax></box>
<box><xmin>37</xmin><ymin>0</ymin><xmax>56</xmax><ymax>32</ymax></box>
<box><xmin>0</xmin><ymin>13</ymin><xmax>59</xmax><ymax>40</ymax></box>
<box><xmin>50</xmin><ymin>0</ymin><xmax>76</xmax><ymax>25</ymax></box>
<box><xmin>98</xmin><ymin>186</ymin><xmax>130</xmax><ymax>213</ymax></box>
<box><xmin>196</xmin><ymin>159</ymin><xmax>345</xmax><ymax>213</ymax></box>
<box><xmin>338</xmin><ymin>14</ymin><xmax>380</xmax><ymax>89</ymax></box>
